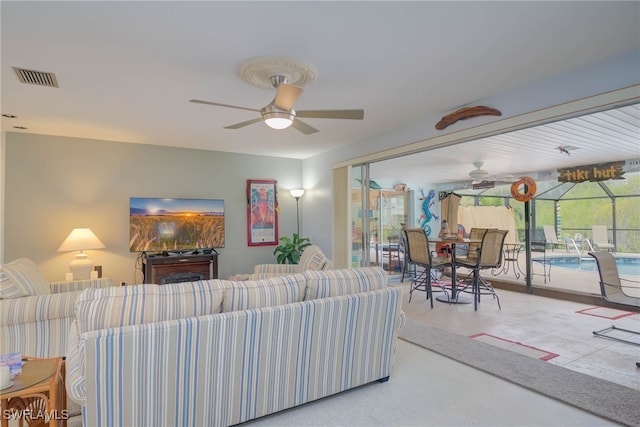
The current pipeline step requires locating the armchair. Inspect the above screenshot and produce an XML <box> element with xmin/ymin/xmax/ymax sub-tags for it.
<box><xmin>250</xmin><ymin>245</ymin><xmax>333</xmax><ymax>279</ymax></box>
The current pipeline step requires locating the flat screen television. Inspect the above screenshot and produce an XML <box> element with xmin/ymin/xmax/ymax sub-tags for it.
<box><xmin>129</xmin><ymin>197</ymin><xmax>225</xmax><ymax>252</ymax></box>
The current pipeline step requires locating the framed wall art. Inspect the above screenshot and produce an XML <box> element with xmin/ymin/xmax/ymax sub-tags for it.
<box><xmin>246</xmin><ymin>179</ymin><xmax>279</xmax><ymax>246</ymax></box>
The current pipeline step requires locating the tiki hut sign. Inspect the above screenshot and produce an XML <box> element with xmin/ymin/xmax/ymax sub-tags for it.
<box><xmin>557</xmin><ymin>161</ymin><xmax>625</xmax><ymax>183</ymax></box>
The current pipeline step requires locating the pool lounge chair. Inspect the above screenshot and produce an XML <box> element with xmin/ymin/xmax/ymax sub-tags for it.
<box><xmin>588</xmin><ymin>251</ymin><xmax>639</xmax><ymax>347</ymax></box>
<box><xmin>543</xmin><ymin>225</ymin><xmax>568</xmax><ymax>252</ymax></box>
<box><xmin>590</xmin><ymin>225</ymin><xmax>615</xmax><ymax>252</ymax></box>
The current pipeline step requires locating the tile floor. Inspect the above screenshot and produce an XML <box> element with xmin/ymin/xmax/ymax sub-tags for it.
<box><xmin>393</xmin><ymin>273</ymin><xmax>640</xmax><ymax>391</ymax></box>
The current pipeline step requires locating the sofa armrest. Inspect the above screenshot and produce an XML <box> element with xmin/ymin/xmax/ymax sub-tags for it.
<box><xmin>252</xmin><ymin>264</ymin><xmax>299</xmax><ymax>275</ymax></box>
<box><xmin>50</xmin><ymin>277</ymin><xmax>113</xmax><ymax>294</ymax></box>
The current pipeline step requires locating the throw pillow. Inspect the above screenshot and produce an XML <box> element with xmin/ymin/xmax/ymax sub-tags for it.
<box><xmin>0</xmin><ymin>271</ymin><xmax>27</xmax><ymax>299</ymax></box>
<box><xmin>223</xmin><ymin>274</ymin><xmax>306</xmax><ymax>312</ymax></box>
<box><xmin>304</xmin><ymin>267</ymin><xmax>387</xmax><ymax>300</ymax></box>
<box><xmin>2</xmin><ymin>258</ymin><xmax>51</xmax><ymax>296</ymax></box>
<box><xmin>297</xmin><ymin>245</ymin><xmax>327</xmax><ymax>271</ymax></box>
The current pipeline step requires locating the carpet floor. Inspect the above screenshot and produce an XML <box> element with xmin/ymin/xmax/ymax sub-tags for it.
<box><xmin>399</xmin><ymin>319</ymin><xmax>640</xmax><ymax>427</ymax></box>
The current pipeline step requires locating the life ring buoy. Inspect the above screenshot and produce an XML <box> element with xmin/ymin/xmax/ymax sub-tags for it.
<box><xmin>510</xmin><ymin>176</ymin><xmax>537</xmax><ymax>202</ymax></box>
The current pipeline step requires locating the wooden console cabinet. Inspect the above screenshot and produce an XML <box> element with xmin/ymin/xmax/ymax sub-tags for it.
<box><xmin>142</xmin><ymin>252</ymin><xmax>218</xmax><ymax>284</ymax></box>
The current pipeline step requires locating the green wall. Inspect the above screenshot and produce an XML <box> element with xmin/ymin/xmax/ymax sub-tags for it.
<box><xmin>4</xmin><ymin>132</ymin><xmax>302</xmax><ymax>284</ymax></box>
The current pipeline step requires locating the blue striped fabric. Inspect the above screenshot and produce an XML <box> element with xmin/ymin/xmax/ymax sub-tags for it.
<box><xmin>79</xmin><ymin>286</ymin><xmax>403</xmax><ymax>426</ymax></box>
<box><xmin>75</xmin><ymin>281</ymin><xmax>224</xmax><ymax>334</ymax></box>
<box><xmin>0</xmin><ymin>278</ymin><xmax>113</xmax><ymax>357</ymax></box>
<box><xmin>303</xmin><ymin>267</ymin><xmax>388</xmax><ymax>300</ymax></box>
<box><xmin>222</xmin><ymin>274</ymin><xmax>307</xmax><ymax>312</ymax></box>
<box><xmin>0</xmin><ymin>271</ymin><xmax>26</xmax><ymax>299</ymax></box>
<box><xmin>2</xmin><ymin>258</ymin><xmax>51</xmax><ymax>296</ymax></box>
<box><xmin>252</xmin><ymin>245</ymin><xmax>333</xmax><ymax>278</ymax></box>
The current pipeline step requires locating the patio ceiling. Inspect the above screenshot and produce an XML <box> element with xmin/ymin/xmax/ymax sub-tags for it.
<box><xmin>370</xmin><ymin>103</ymin><xmax>640</xmax><ymax>187</ymax></box>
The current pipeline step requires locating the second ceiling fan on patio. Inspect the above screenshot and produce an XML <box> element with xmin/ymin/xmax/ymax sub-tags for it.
<box><xmin>468</xmin><ymin>161</ymin><xmax>516</xmax><ymax>184</ymax></box>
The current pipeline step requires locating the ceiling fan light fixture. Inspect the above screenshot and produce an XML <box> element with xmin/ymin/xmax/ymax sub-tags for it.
<box><xmin>263</xmin><ymin>112</ymin><xmax>294</xmax><ymax>130</ymax></box>
<box><xmin>262</xmin><ymin>103</ymin><xmax>295</xmax><ymax>129</ymax></box>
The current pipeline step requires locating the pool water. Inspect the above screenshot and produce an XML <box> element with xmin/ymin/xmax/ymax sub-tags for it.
<box><xmin>542</xmin><ymin>256</ymin><xmax>640</xmax><ymax>276</ymax></box>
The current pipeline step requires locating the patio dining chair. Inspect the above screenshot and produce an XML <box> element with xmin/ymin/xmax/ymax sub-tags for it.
<box><xmin>403</xmin><ymin>228</ymin><xmax>451</xmax><ymax>308</ymax></box>
<box><xmin>543</xmin><ymin>225</ymin><xmax>568</xmax><ymax>252</ymax></box>
<box><xmin>591</xmin><ymin>225</ymin><xmax>615</xmax><ymax>252</ymax></box>
<box><xmin>455</xmin><ymin>229</ymin><xmax>508</xmax><ymax>311</ymax></box>
<box><xmin>588</xmin><ymin>251</ymin><xmax>639</xmax><ymax>347</ymax></box>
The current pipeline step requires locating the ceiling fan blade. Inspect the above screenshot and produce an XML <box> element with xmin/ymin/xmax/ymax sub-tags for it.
<box><xmin>189</xmin><ymin>99</ymin><xmax>260</xmax><ymax>113</ymax></box>
<box><xmin>224</xmin><ymin>117</ymin><xmax>264</xmax><ymax>130</ymax></box>
<box><xmin>291</xmin><ymin>119</ymin><xmax>319</xmax><ymax>135</ymax></box>
<box><xmin>273</xmin><ymin>83</ymin><xmax>303</xmax><ymax>111</ymax></box>
<box><xmin>296</xmin><ymin>109</ymin><xmax>364</xmax><ymax>120</ymax></box>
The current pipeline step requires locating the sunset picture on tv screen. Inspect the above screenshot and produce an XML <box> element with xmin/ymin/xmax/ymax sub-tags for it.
<box><xmin>129</xmin><ymin>197</ymin><xmax>225</xmax><ymax>252</ymax></box>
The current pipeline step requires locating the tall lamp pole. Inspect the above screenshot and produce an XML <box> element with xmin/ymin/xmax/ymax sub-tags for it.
<box><xmin>290</xmin><ymin>189</ymin><xmax>305</xmax><ymax>235</ymax></box>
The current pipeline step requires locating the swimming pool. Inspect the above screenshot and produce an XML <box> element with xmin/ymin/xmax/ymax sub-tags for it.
<box><xmin>541</xmin><ymin>256</ymin><xmax>640</xmax><ymax>276</ymax></box>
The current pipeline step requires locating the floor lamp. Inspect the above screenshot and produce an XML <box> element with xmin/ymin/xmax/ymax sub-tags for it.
<box><xmin>290</xmin><ymin>189</ymin><xmax>305</xmax><ymax>235</ymax></box>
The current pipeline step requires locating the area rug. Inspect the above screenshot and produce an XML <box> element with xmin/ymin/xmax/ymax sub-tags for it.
<box><xmin>399</xmin><ymin>319</ymin><xmax>640</xmax><ymax>427</ymax></box>
<box><xmin>468</xmin><ymin>333</ymin><xmax>559</xmax><ymax>361</ymax></box>
<box><xmin>576</xmin><ymin>306</ymin><xmax>638</xmax><ymax>319</ymax></box>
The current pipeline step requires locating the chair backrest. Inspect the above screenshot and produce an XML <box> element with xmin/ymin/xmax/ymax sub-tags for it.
<box><xmin>467</xmin><ymin>228</ymin><xmax>489</xmax><ymax>259</ymax></box>
<box><xmin>403</xmin><ymin>228</ymin><xmax>433</xmax><ymax>267</ymax></box>
<box><xmin>588</xmin><ymin>251</ymin><xmax>639</xmax><ymax>307</ymax></box>
<box><xmin>477</xmin><ymin>229</ymin><xmax>509</xmax><ymax>269</ymax></box>
<box><xmin>543</xmin><ymin>225</ymin><xmax>559</xmax><ymax>244</ymax></box>
<box><xmin>591</xmin><ymin>225</ymin><xmax>609</xmax><ymax>244</ymax></box>
<box><xmin>531</xmin><ymin>241</ymin><xmax>547</xmax><ymax>255</ymax></box>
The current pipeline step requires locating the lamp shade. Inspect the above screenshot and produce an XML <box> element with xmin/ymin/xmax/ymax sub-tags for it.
<box><xmin>290</xmin><ymin>188</ymin><xmax>305</xmax><ymax>198</ymax></box>
<box><xmin>58</xmin><ymin>228</ymin><xmax>105</xmax><ymax>280</ymax></box>
<box><xmin>58</xmin><ymin>228</ymin><xmax>105</xmax><ymax>252</ymax></box>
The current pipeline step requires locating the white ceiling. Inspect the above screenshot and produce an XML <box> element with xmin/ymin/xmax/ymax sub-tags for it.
<box><xmin>2</xmin><ymin>1</ymin><xmax>639</xmax><ymax>183</ymax></box>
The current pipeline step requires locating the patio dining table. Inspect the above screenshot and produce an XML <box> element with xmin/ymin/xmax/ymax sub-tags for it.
<box><xmin>432</xmin><ymin>236</ymin><xmax>482</xmax><ymax>304</ymax></box>
<box><xmin>493</xmin><ymin>242</ymin><xmax>525</xmax><ymax>279</ymax></box>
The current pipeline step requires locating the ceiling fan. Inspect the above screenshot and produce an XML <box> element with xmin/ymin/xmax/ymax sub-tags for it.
<box><xmin>468</xmin><ymin>161</ymin><xmax>517</xmax><ymax>184</ymax></box>
<box><xmin>189</xmin><ymin>75</ymin><xmax>364</xmax><ymax>135</ymax></box>
<box><xmin>468</xmin><ymin>161</ymin><xmax>490</xmax><ymax>181</ymax></box>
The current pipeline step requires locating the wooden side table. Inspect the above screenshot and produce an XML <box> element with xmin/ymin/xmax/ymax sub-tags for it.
<box><xmin>0</xmin><ymin>357</ymin><xmax>66</xmax><ymax>427</ymax></box>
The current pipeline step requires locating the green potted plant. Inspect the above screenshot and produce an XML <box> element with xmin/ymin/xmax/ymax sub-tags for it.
<box><xmin>273</xmin><ymin>233</ymin><xmax>311</xmax><ymax>264</ymax></box>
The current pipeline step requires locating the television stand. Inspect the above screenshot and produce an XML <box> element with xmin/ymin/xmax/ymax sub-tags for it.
<box><xmin>142</xmin><ymin>251</ymin><xmax>218</xmax><ymax>284</ymax></box>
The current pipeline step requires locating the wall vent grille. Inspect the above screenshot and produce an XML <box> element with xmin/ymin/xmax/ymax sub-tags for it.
<box><xmin>12</xmin><ymin>67</ymin><xmax>59</xmax><ymax>88</ymax></box>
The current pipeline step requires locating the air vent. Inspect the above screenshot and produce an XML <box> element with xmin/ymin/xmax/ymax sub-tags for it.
<box><xmin>12</xmin><ymin>67</ymin><xmax>59</xmax><ymax>88</ymax></box>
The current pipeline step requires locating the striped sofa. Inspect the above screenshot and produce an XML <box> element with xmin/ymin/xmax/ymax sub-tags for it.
<box><xmin>66</xmin><ymin>267</ymin><xmax>404</xmax><ymax>427</ymax></box>
<box><xmin>0</xmin><ymin>258</ymin><xmax>113</xmax><ymax>357</ymax></box>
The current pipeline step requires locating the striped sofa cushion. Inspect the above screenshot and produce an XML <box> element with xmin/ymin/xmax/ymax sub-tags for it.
<box><xmin>75</xmin><ymin>281</ymin><xmax>224</xmax><ymax>334</ymax></box>
<box><xmin>66</xmin><ymin>320</ymin><xmax>85</xmax><ymax>403</ymax></box>
<box><xmin>0</xmin><ymin>271</ymin><xmax>26</xmax><ymax>299</ymax></box>
<box><xmin>222</xmin><ymin>274</ymin><xmax>307</xmax><ymax>312</ymax></box>
<box><xmin>2</xmin><ymin>258</ymin><xmax>51</xmax><ymax>296</ymax></box>
<box><xmin>303</xmin><ymin>267</ymin><xmax>388</xmax><ymax>300</ymax></box>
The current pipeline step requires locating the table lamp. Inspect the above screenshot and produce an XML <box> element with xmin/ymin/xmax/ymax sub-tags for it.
<box><xmin>58</xmin><ymin>228</ymin><xmax>105</xmax><ymax>280</ymax></box>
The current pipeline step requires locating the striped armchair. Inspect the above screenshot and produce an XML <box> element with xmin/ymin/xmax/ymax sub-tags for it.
<box><xmin>251</xmin><ymin>244</ymin><xmax>333</xmax><ymax>279</ymax></box>
<box><xmin>0</xmin><ymin>258</ymin><xmax>113</xmax><ymax>358</ymax></box>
